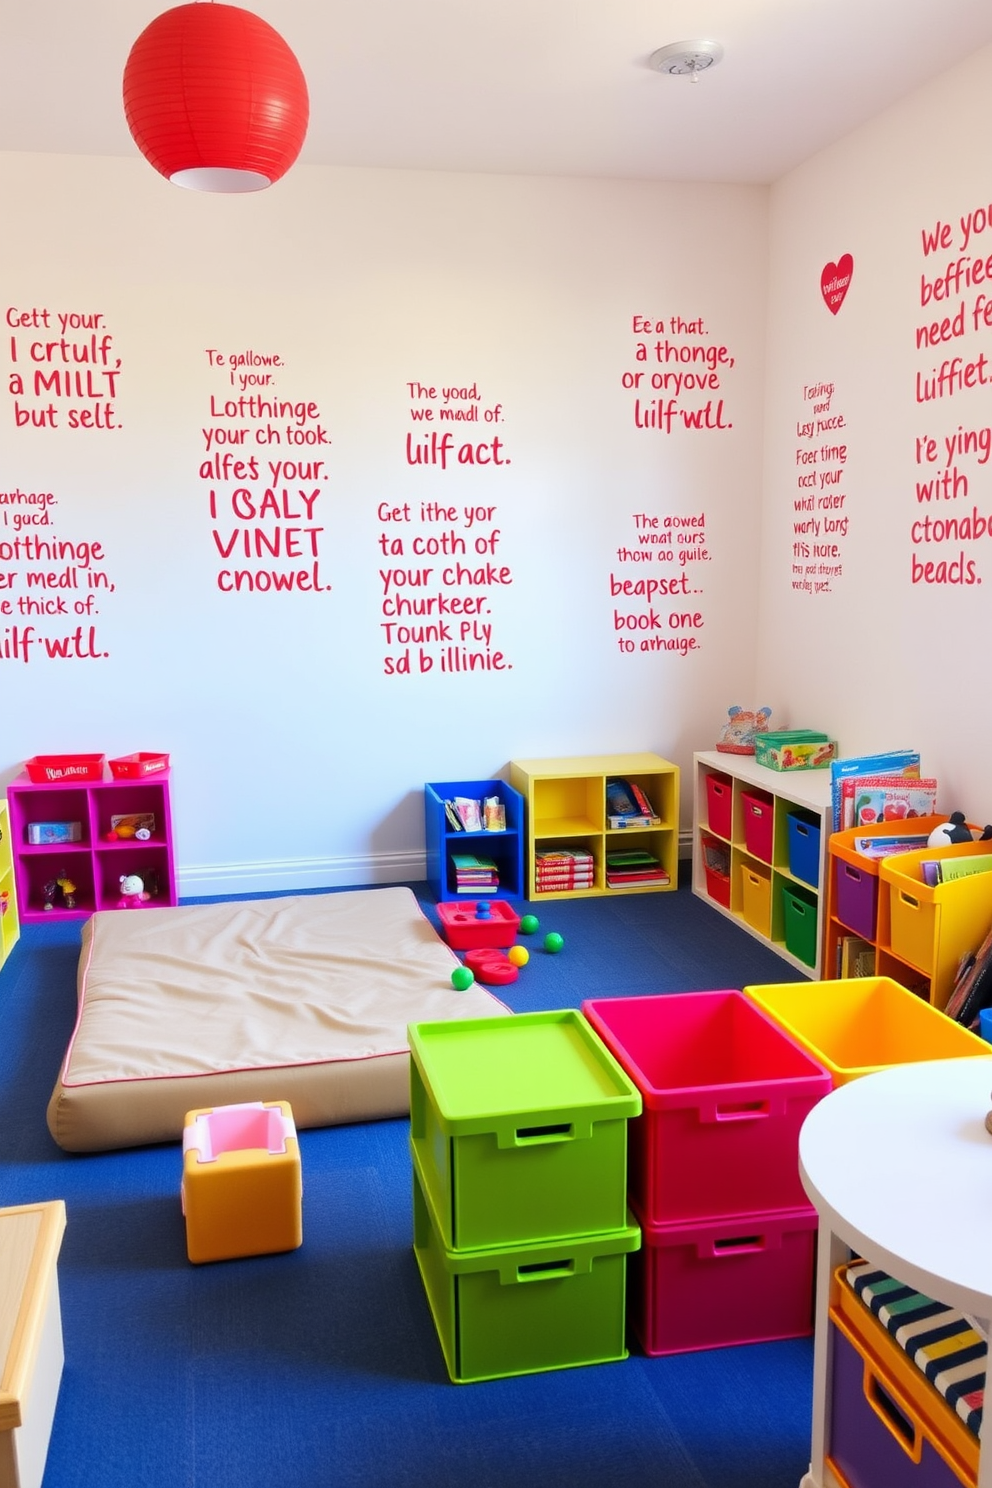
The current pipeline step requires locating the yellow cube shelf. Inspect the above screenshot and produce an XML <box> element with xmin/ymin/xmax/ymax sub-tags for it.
<box><xmin>508</xmin><ymin>754</ymin><xmax>679</xmax><ymax>900</ymax></box>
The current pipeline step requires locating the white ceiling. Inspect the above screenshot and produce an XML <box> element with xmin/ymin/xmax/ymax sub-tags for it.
<box><xmin>3</xmin><ymin>0</ymin><xmax>992</xmax><ymax>185</ymax></box>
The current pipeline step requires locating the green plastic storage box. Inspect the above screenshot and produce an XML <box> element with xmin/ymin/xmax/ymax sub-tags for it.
<box><xmin>753</xmin><ymin>731</ymin><xmax>836</xmax><ymax>771</ymax></box>
<box><xmin>782</xmin><ymin>882</ymin><xmax>818</xmax><ymax>967</ymax></box>
<box><xmin>408</xmin><ymin>1009</ymin><xmax>642</xmax><ymax>1250</ymax></box>
<box><xmin>413</xmin><ymin>1150</ymin><xmax>640</xmax><ymax>1383</ymax></box>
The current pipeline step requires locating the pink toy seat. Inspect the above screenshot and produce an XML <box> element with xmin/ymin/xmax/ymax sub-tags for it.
<box><xmin>183</xmin><ymin>1101</ymin><xmax>292</xmax><ymax>1163</ymax></box>
<box><xmin>181</xmin><ymin>1099</ymin><xmax>302</xmax><ymax>1264</ymax></box>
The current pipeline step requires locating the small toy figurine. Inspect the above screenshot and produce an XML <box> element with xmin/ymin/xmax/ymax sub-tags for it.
<box><xmin>118</xmin><ymin>872</ymin><xmax>147</xmax><ymax>908</ymax></box>
<box><xmin>43</xmin><ymin>872</ymin><xmax>76</xmax><ymax>910</ymax></box>
<box><xmin>928</xmin><ymin>813</ymin><xmax>992</xmax><ymax>847</ymax></box>
<box><xmin>716</xmin><ymin>705</ymin><xmax>773</xmax><ymax>755</ymax></box>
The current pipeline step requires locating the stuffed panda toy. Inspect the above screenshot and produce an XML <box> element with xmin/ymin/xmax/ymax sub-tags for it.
<box><xmin>928</xmin><ymin>811</ymin><xmax>992</xmax><ymax>846</ymax></box>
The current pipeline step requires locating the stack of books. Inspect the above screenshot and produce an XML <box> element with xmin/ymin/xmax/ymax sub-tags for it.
<box><xmin>829</xmin><ymin>750</ymin><xmax>925</xmax><ymax>831</ymax></box>
<box><xmin>605</xmin><ymin>850</ymin><xmax>670</xmax><ymax>889</ymax></box>
<box><xmin>605</xmin><ymin>777</ymin><xmax>660</xmax><ymax>828</ymax></box>
<box><xmin>451</xmin><ymin>854</ymin><xmax>499</xmax><ymax>894</ymax></box>
<box><xmin>535</xmin><ymin>848</ymin><xmax>595</xmax><ymax>894</ymax></box>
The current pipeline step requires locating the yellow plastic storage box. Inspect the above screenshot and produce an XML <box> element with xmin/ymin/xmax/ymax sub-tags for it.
<box><xmin>740</xmin><ymin>862</ymin><xmax>772</xmax><ymax>937</ymax></box>
<box><xmin>880</xmin><ymin>841</ymin><xmax>992</xmax><ymax>1010</ymax></box>
<box><xmin>742</xmin><ymin>977</ymin><xmax>991</xmax><ymax>1086</ymax></box>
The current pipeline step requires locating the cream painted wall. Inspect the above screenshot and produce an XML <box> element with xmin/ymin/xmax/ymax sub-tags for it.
<box><xmin>0</xmin><ymin>155</ymin><xmax>767</xmax><ymax>891</ymax></box>
<box><xmin>758</xmin><ymin>43</ymin><xmax>992</xmax><ymax>825</ymax></box>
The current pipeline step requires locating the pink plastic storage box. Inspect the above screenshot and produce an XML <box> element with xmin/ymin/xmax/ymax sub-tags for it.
<box><xmin>628</xmin><ymin>1203</ymin><xmax>817</xmax><ymax>1356</ymax></box>
<box><xmin>436</xmin><ymin>899</ymin><xmax>520</xmax><ymax>950</ymax></box>
<box><xmin>581</xmin><ymin>991</ymin><xmax>831</xmax><ymax>1224</ymax></box>
<box><xmin>741</xmin><ymin>789</ymin><xmax>774</xmax><ymax>862</ymax></box>
<box><xmin>704</xmin><ymin>773</ymin><xmax>732</xmax><ymax>840</ymax></box>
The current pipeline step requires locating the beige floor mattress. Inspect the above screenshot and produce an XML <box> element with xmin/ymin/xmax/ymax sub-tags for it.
<box><xmin>47</xmin><ymin>886</ymin><xmax>510</xmax><ymax>1152</ymax></box>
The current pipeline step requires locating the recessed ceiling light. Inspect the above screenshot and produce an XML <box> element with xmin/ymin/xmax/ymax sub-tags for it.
<box><xmin>648</xmin><ymin>40</ymin><xmax>723</xmax><ymax>83</ymax></box>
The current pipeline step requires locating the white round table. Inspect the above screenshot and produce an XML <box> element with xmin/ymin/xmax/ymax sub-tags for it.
<box><xmin>797</xmin><ymin>1056</ymin><xmax>992</xmax><ymax>1488</ymax></box>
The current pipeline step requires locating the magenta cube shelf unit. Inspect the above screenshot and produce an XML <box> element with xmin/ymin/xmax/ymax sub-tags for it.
<box><xmin>5</xmin><ymin>766</ymin><xmax>178</xmax><ymax>922</ymax></box>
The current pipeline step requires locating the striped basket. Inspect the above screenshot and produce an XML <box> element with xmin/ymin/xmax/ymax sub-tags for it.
<box><xmin>844</xmin><ymin>1260</ymin><xmax>985</xmax><ymax>1439</ymax></box>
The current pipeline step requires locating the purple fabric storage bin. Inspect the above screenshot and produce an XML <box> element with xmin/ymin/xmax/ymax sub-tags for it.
<box><xmin>834</xmin><ymin>857</ymin><xmax>879</xmax><ymax>941</ymax></box>
<box><xmin>828</xmin><ymin>1323</ymin><xmax>965</xmax><ymax>1488</ymax></box>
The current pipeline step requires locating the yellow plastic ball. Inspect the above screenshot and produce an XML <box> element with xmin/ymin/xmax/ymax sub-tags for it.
<box><xmin>507</xmin><ymin>945</ymin><xmax>529</xmax><ymax>967</ymax></box>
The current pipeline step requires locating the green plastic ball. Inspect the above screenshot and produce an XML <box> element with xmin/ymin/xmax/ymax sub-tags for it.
<box><xmin>451</xmin><ymin>966</ymin><xmax>475</xmax><ymax>991</ymax></box>
<box><xmin>519</xmin><ymin>914</ymin><xmax>540</xmax><ymax>934</ymax></box>
<box><xmin>543</xmin><ymin>932</ymin><xmax>564</xmax><ymax>954</ymax></box>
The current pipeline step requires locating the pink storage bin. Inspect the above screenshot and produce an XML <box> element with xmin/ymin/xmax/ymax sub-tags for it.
<box><xmin>581</xmin><ymin>991</ymin><xmax>830</xmax><ymax>1224</ymax></box>
<box><xmin>704</xmin><ymin>772</ymin><xmax>732</xmax><ymax>840</ymax></box>
<box><xmin>741</xmin><ymin>789</ymin><xmax>774</xmax><ymax>862</ymax></box>
<box><xmin>628</xmin><ymin>1203</ymin><xmax>817</xmax><ymax>1356</ymax></box>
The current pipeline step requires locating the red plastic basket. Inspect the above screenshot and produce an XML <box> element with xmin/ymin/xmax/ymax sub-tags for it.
<box><xmin>108</xmin><ymin>752</ymin><xmax>170</xmax><ymax>779</ymax></box>
<box><xmin>25</xmin><ymin>754</ymin><xmax>105</xmax><ymax>783</ymax></box>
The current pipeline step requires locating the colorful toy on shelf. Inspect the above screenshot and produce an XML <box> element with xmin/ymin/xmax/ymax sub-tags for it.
<box><xmin>118</xmin><ymin>873</ymin><xmax>147</xmax><ymax>908</ymax></box>
<box><xmin>928</xmin><ymin>811</ymin><xmax>992</xmax><ymax>846</ymax></box>
<box><xmin>43</xmin><ymin>871</ymin><xmax>76</xmax><ymax>911</ymax></box>
<box><xmin>716</xmin><ymin>705</ymin><xmax>772</xmax><ymax>755</ymax></box>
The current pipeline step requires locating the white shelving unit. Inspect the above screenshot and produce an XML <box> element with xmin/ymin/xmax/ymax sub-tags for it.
<box><xmin>692</xmin><ymin>749</ymin><xmax>833</xmax><ymax>978</ymax></box>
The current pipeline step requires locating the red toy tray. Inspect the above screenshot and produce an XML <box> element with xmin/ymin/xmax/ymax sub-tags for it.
<box><xmin>25</xmin><ymin>754</ymin><xmax>105</xmax><ymax>784</ymax></box>
<box><xmin>437</xmin><ymin>899</ymin><xmax>520</xmax><ymax>950</ymax></box>
<box><xmin>108</xmin><ymin>752</ymin><xmax>170</xmax><ymax>779</ymax></box>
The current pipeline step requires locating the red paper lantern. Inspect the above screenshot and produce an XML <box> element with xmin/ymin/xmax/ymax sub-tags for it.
<box><xmin>123</xmin><ymin>3</ymin><xmax>309</xmax><ymax>192</ymax></box>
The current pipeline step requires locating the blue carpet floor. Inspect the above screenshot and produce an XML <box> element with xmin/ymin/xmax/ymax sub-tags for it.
<box><xmin>0</xmin><ymin>879</ymin><xmax>813</xmax><ymax>1488</ymax></box>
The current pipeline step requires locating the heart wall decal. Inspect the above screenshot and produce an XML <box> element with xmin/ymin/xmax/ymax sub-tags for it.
<box><xmin>821</xmin><ymin>254</ymin><xmax>854</xmax><ymax>314</ymax></box>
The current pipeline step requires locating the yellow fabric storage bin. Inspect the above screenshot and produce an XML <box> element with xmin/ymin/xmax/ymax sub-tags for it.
<box><xmin>742</xmin><ymin>977</ymin><xmax>991</xmax><ymax>1085</ymax></box>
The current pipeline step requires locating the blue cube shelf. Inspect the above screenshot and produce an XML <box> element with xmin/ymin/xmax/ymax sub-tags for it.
<box><xmin>425</xmin><ymin>778</ymin><xmax>525</xmax><ymax>903</ymax></box>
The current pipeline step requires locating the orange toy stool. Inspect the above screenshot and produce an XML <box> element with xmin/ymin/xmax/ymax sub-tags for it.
<box><xmin>181</xmin><ymin>1099</ymin><xmax>303</xmax><ymax>1264</ymax></box>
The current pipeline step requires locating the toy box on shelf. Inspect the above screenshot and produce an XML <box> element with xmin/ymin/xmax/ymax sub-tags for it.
<box><xmin>6</xmin><ymin>760</ymin><xmax>177</xmax><ymax>922</ymax></box>
<box><xmin>0</xmin><ymin>800</ymin><xmax>20</xmax><ymax>971</ymax></box>
<box><xmin>692</xmin><ymin>750</ymin><xmax>832</xmax><ymax>976</ymax></box>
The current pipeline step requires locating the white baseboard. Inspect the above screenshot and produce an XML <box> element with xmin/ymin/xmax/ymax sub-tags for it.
<box><xmin>178</xmin><ymin>850</ymin><xmax>427</xmax><ymax>900</ymax></box>
<box><xmin>180</xmin><ymin>836</ymin><xmax>693</xmax><ymax>900</ymax></box>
